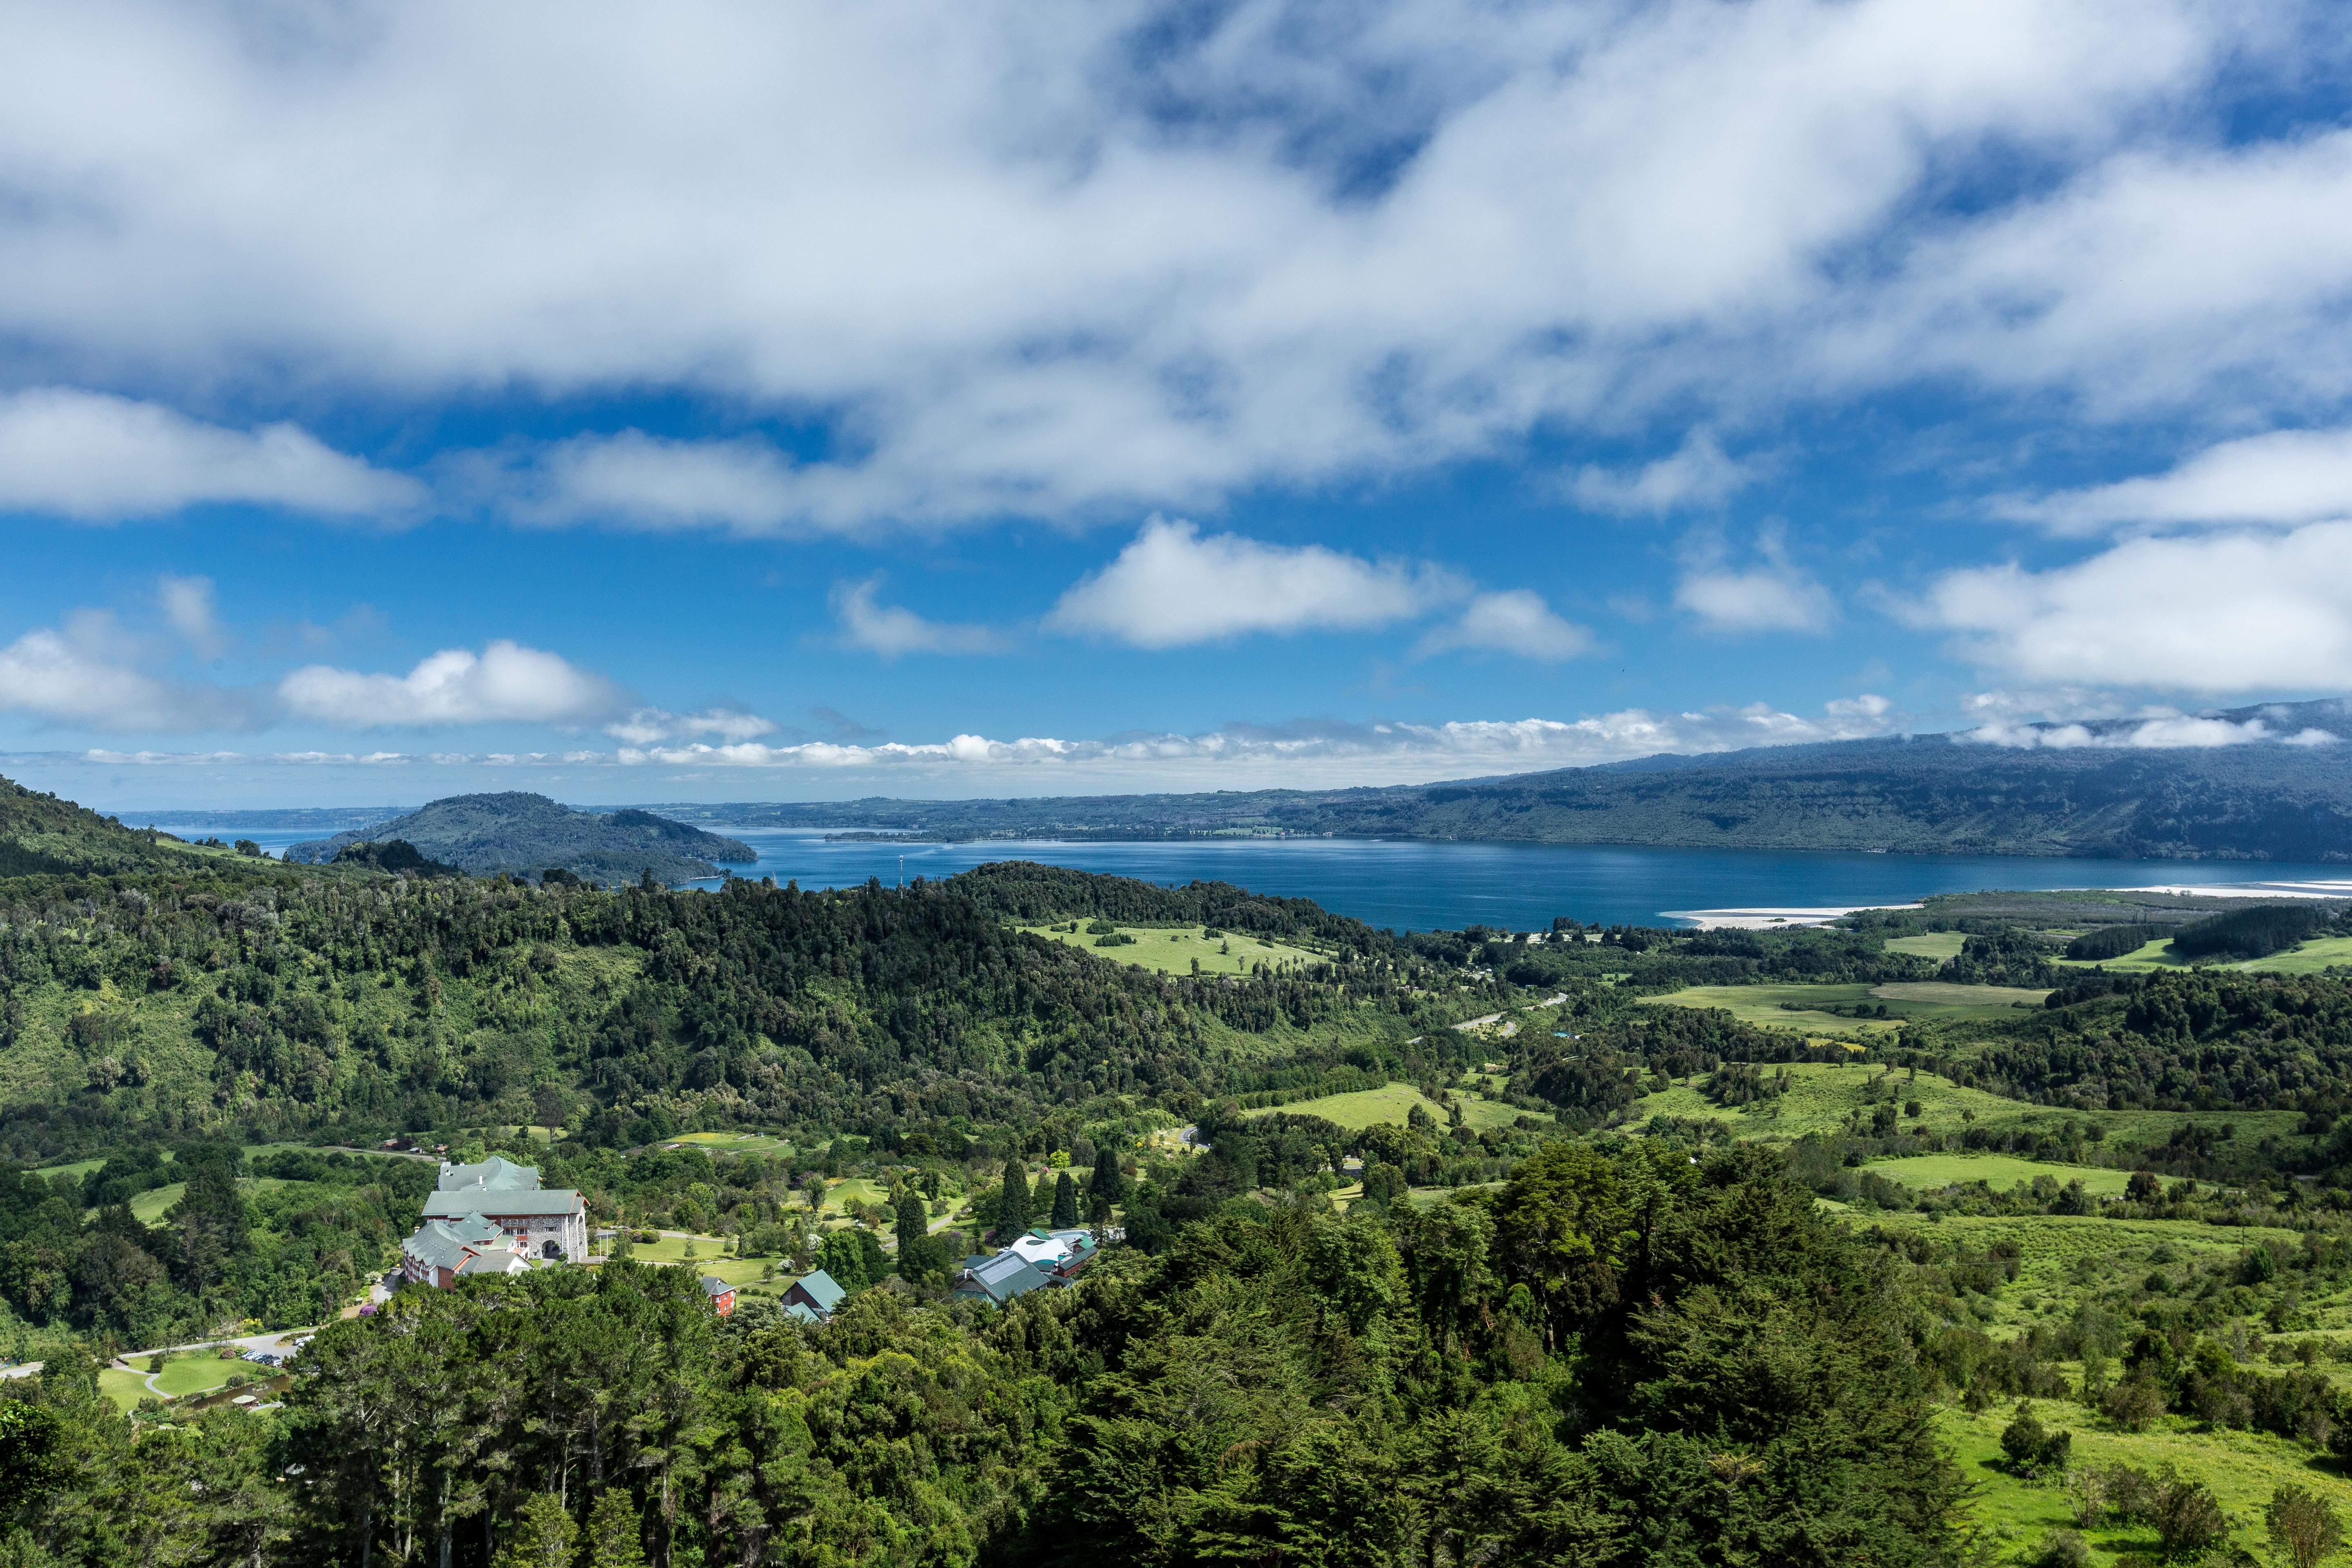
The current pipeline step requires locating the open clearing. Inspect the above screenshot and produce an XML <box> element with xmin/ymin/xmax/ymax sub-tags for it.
<box><xmin>1864</xmin><ymin>1152</ymin><xmax>2135</xmax><ymax>1197</ymax></box>
<box><xmin>1629</xmin><ymin>1061</ymin><xmax>2312</xmax><ymax>1148</ymax></box>
<box><xmin>1636</xmin><ymin>980</ymin><xmax>2048</xmax><ymax>1037</ymax></box>
<box><xmin>129</xmin><ymin>1176</ymin><xmax>292</xmax><ymax>1224</ymax></box>
<box><xmin>668</xmin><ymin>1130</ymin><xmax>797</xmax><ymax>1157</ymax></box>
<box><xmin>1245</xmin><ymin>1081</ymin><xmax>1539</xmax><ymax>1133</ymax></box>
<box><xmin>2057</xmin><ymin>932</ymin><xmax>2352</xmax><ymax>976</ymax></box>
<box><xmin>1882</xmin><ymin>932</ymin><xmax>1968</xmax><ymax>962</ymax></box>
<box><xmin>1869</xmin><ymin>981</ymin><xmax>2052</xmax><ymax>1013</ymax></box>
<box><xmin>1940</xmin><ymin>1403</ymin><xmax>2352</xmax><ymax>1561</ymax></box>
<box><xmin>1015</xmin><ymin>922</ymin><xmax>1325</xmax><ymax>976</ymax></box>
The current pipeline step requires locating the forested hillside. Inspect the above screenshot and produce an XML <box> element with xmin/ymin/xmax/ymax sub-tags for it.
<box><xmin>283</xmin><ymin>793</ymin><xmax>755</xmax><ymax>884</ymax></box>
<box><xmin>16</xmin><ymin>772</ymin><xmax>2352</xmax><ymax>1563</ymax></box>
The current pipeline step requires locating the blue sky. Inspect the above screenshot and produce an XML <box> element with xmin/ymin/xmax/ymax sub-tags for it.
<box><xmin>4</xmin><ymin>0</ymin><xmax>2352</xmax><ymax>810</ymax></box>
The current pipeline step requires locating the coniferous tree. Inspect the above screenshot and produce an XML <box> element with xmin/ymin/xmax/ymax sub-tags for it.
<box><xmin>1049</xmin><ymin>1172</ymin><xmax>1079</xmax><ymax>1228</ymax></box>
<box><xmin>1090</xmin><ymin>1145</ymin><xmax>1125</xmax><ymax>1222</ymax></box>
<box><xmin>495</xmin><ymin>1493</ymin><xmax>579</xmax><ymax>1568</ymax></box>
<box><xmin>996</xmin><ymin>1161</ymin><xmax>1033</xmax><ymax>1239</ymax></box>
<box><xmin>893</xmin><ymin>1183</ymin><xmax>927</xmax><ymax>1265</ymax></box>
<box><xmin>586</xmin><ymin>1490</ymin><xmax>648</xmax><ymax>1568</ymax></box>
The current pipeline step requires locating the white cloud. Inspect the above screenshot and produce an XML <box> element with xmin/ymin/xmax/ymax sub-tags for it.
<box><xmin>1673</xmin><ymin>532</ymin><xmax>1836</xmax><ymax>634</ymax></box>
<box><xmin>21</xmin><ymin>696</ymin><xmax>1909</xmax><ymax>791</ymax></box>
<box><xmin>1414</xmin><ymin>590</ymin><xmax>1592</xmax><ymax>661</ymax></box>
<box><xmin>0</xmin><ymin>611</ymin><xmax>254</xmax><ymax>731</ymax></box>
<box><xmin>0</xmin><ymin>2</ymin><xmax>2307</xmax><ymax>531</ymax></box>
<box><xmin>2000</xmin><ymin>427</ymin><xmax>2352</xmax><ymax>535</ymax></box>
<box><xmin>1047</xmin><ymin>517</ymin><xmax>1459</xmax><ymax>648</ymax></box>
<box><xmin>0</xmin><ymin>389</ymin><xmax>419</xmax><ymax>521</ymax></box>
<box><xmin>1568</xmin><ymin>431</ymin><xmax>1758</xmax><ymax>515</ymax></box>
<box><xmin>594</xmin><ymin>693</ymin><xmax>1908</xmax><ymax>781</ymax></box>
<box><xmin>1829</xmin><ymin>123</ymin><xmax>2352</xmax><ymax>418</ymax></box>
<box><xmin>602</xmin><ymin>707</ymin><xmax>778</xmax><ymax>746</ymax></box>
<box><xmin>1914</xmin><ymin>522</ymin><xmax>2352</xmax><ymax>691</ymax></box>
<box><xmin>1963</xmin><ymin>713</ymin><xmax>2338</xmax><ymax>749</ymax></box>
<box><xmin>831</xmin><ymin>577</ymin><xmax>1007</xmax><ymax>657</ymax></box>
<box><xmin>279</xmin><ymin>640</ymin><xmax>625</xmax><ymax>727</ymax></box>
<box><xmin>158</xmin><ymin>575</ymin><xmax>228</xmax><ymax>660</ymax></box>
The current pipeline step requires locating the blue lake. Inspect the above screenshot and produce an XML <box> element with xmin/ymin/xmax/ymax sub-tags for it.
<box><xmin>679</xmin><ymin>833</ymin><xmax>2347</xmax><ymax>932</ymax></box>
<box><xmin>160</xmin><ymin>825</ymin><xmax>2346</xmax><ymax>932</ymax></box>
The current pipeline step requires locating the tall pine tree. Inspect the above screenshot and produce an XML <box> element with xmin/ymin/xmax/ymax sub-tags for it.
<box><xmin>1049</xmin><ymin>1173</ymin><xmax>1079</xmax><ymax>1227</ymax></box>
<box><xmin>1089</xmin><ymin>1145</ymin><xmax>1126</xmax><ymax>1223</ymax></box>
<box><xmin>996</xmin><ymin>1161</ymin><xmax>1033</xmax><ymax>1240</ymax></box>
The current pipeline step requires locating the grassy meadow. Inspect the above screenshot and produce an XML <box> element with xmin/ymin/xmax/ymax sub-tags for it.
<box><xmin>1626</xmin><ymin>1061</ymin><xmax>2314</xmax><ymax>1150</ymax></box>
<box><xmin>1244</xmin><ymin>1080</ymin><xmax>1541</xmax><ymax>1134</ymax></box>
<box><xmin>1864</xmin><ymin>1153</ymin><xmax>2138</xmax><ymax>1199</ymax></box>
<box><xmin>2057</xmin><ymin>932</ymin><xmax>2352</xmax><ymax>976</ymax></box>
<box><xmin>1941</xmin><ymin>1404</ymin><xmax>2352</xmax><ymax>1563</ymax></box>
<box><xmin>1636</xmin><ymin>980</ymin><xmax>2050</xmax><ymax>1038</ymax></box>
<box><xmin>1014</xmin><ymin>922</ymin><xmax>1325</xmax><ymax>976</ymax></box>
<box><xmin>1883</xmin><ymin>932</ymin><xmax>1969</xmax><ymax>962</ymax></box>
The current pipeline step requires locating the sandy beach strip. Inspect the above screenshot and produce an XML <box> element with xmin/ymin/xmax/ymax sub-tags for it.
<box><xmin>1659</xmin><ymin>904</ymin><xmax>1924</xmax><ymax>931</ymax></box>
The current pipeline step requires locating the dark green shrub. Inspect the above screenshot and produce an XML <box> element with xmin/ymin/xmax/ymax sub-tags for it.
<box><xmin>2066</xmin><ymin>924</ymin><xmax>2158</xmax><ymax>960</ymax></box>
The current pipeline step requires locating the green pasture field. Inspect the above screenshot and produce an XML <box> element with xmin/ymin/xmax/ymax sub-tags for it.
<box><xmin>1854</xmin><ymin>1210</ymin><xmax>2301</xmax><ymax>1337</ymax></box>
<box><xmin>1627</xmin><ymin>1062</ymin><xmax>2312</xmax><ymax>1151</ymax></box>
<box><xmin>2238</xmin><ymin>934</ymin><xmax>2352</xmax><ymax>975</ymax></box>
<box><xmin>1882</xmin><ymin>932</ymin><xmax>1968</xmax><ymax>962</ymax></box>
<box><xmin>1014</xmin><ymin>922</ymin><xmax>1325</xmax><ymax>977</ymax></box>
<box><xmin>1637</xmin><ymin>983</ymin><xmax>1895</xmax><ymax>1036</ymax></box>
<box><xmin>1243</xmin><ymin>1082</ymin><xmax>1541</xmax><ymax>1134</ymax></box>
<box><xmin>1939</xmin><ymin>1403</ymin><xmax>2351</xmax><ymax>1562</ymax></box>
<box><xmin>152</xmin><ymin>1354</ymin><xmax>247</xmax><ymax>1400</ymax></box>
<box><xmin>1869</xmin><ymin>981</ymin><xmax>2053</xmax><ymax>1015</ymax></box>
<box><xmin>97</xmin><ymin>1368</ymin><xmax>148</xmax><ymax>1413</ymax></box>
<box><xmin>128</xmin><ymin>1176</ymin><xmax>292</xmax><ymax>1224</ymax></box>
<box><xmin>669</xmin><ymin>1130</ymin><xmax>798</xmax><ymax>1157</ymax></box>
<box><xmin>2056</xmin><ymin>936</ymin><xmax>2186</xmax><ymax>973</ymax></box>
<box><xmin>1638</xmin><ymin>981</ymin><xmax>2050</xmax><ymax>1037</ymax></box>
<box><xmin>2057</xmin><ymin>932</ymin><xmax>2352</xmax><ymax>976</ymax></box>
<box><xmin>1864</xmin><ymin>1153</ymin><xmax>2136</xmax><ymax>1198</ymax></box>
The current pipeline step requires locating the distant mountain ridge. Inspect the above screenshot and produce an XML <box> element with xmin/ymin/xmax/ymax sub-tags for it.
<box><xmin>646</xmin><ymin>699</ymin><xmax>2352</xmax><ymax>862</ymax></box>
<box><xmin>285</xmin><ymin>793</ymin><xmax>756</xmax><ymax>883</ymax></box>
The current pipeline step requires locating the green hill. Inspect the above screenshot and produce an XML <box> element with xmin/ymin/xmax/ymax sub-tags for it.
<box><xmin>284</xmin><ymin>792</ymin><xmax>754</xmax><ymax>883</ymax></box>
<box><xmin>0</xmin><ymin>776</ymin><xmax>226</xmax><ymax>875</ymax></box>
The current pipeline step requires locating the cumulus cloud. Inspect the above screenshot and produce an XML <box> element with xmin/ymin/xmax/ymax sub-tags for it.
<box><xmin>279</xmin><ymin>640</ymin><xmax>625</xmax><ymax>727</ymax></box>
<box><xmin>26</xmin><ymin>695</ymin><xmax>1910</xmax><ymax>790</ymax></box>
<box><xmin>0</xmin><ymin>611</ymin><xmax>255</xmax><ymax>731</ymax></box>
<box><xmin>1047</xmin><ymin>517</ymin><xmax>1460</xmax><ymax>648</ymax></box>
<box><xmin>0</xmin><ymin>389</ymin><xmax>419</xmax><ymax>521</ymax></box>
<box><xmin>1413</xmin><ymin>590</ymin><xmax>1592</xmax><ymax>662</ymax></box>
<box><xmin>609</xmin><ymin>692</ymin><xmax>1908</xmax><ymax>783</ymax></box>
<box><xmin>1999</xmin><ymin>427</ymin><xmax>2352</xmax><ymax>535</ymax></box>
<box><xmin>831</xmin><ymin>577</ymin><xmax>1007</xmax><ymax>657</ymax></box>
<box><xmin>1673</xmin><ymin>532</ymin><xmax>1836</xmax><ymax>634</ymax></box>
<box><xmin>602</xmin><ymin>707</ymin><xmax>778</xmax><ymax>746</ymax></box>
<box><xmin>1913</xmin><ymin>522</ymin><xmax>2352</xmax><ymax>691</ymax></box>
<box><xmin>1568</xmin><ymin>431</ymin><xmax>1759</xmax><ymax>515</ymax></box>
<box><xmin>0</xmin><ymin>2</ymin><xmax>2316</xmax><ymax>531</ymax></box>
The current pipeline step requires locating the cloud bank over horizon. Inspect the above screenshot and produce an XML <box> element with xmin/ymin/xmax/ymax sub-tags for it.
<box><xmin>1</xmin><ymin>0</ymin><xmax>2350</xmax><ymax>802</ymax></box>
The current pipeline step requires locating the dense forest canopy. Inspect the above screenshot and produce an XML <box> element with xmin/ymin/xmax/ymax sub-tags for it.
<box><xmin>9</xmin><ymin>771</ymin><xmax>2352</xmax><ymax>1563</ymax></box>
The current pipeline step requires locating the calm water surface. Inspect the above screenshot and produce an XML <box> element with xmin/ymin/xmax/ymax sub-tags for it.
<box><xmin>160</xmin><ymin>825</ymin><xmax>2345</xmax><ymax>932</ymax></box>
<box><xmin>685</xmin><ymin>831</ymin><xmax>2346</xmax><ymax>931</ymax></box>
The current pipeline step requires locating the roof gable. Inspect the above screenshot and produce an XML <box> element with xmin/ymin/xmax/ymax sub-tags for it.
<box><xmin>439</xmin><ymin>1155</ymin><xmax>541</xmax><ymax>1193</ymax></box>
<box><xmin>792</xmin><ymin>1269</ymin><xmax>846</xmax><ymax>1310</ymax></box>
